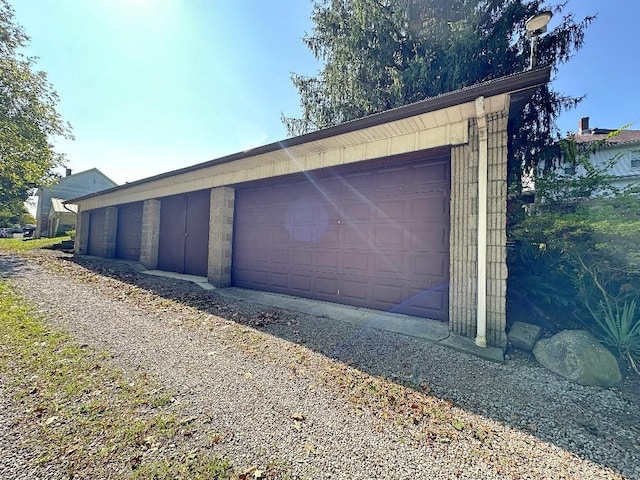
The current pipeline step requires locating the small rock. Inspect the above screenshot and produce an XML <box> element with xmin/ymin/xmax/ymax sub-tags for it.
<box><xmin>533</xmin><ymin>330</ymin><xmax>622</xmax><ymax>387</ymax></box>
<box><xmin>508</xmin><ymin>321</ymin><xmax>542</xmax><ymax>351</ymax></box>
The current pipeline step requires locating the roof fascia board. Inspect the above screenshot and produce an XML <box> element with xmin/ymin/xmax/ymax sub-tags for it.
<box><xmin>69</xmin><ymin>67</ymin><xmax>550</xmax><ymax>204</ymax></box>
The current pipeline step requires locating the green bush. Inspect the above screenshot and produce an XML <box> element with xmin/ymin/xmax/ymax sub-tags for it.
<box><xmin>508</xmin><ymin>132</ymin><xmax>640</xmax><ymax>372</ymax></box>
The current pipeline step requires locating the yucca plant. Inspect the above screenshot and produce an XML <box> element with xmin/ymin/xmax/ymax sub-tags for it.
<box><xmin>592</xmin><ymin>300</ymin><xmax>640</xmax><ymax>375</ymax></box>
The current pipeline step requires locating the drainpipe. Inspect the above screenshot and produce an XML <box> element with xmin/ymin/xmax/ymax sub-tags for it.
<box><xmin>475</xmin><ymin>96</ymin><xmax>488</xmax><ymax>348</ymax></box>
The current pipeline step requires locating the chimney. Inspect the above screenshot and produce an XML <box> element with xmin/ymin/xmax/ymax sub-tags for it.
<box><xmin>65</xmin><ymin>168</ymin><xmax>72</xmax><ymax>177</ymax></box>
<box><xmin>579</xmin><ymin>117</ymin><xmax>590</xmax><ymax>134</ymax></box>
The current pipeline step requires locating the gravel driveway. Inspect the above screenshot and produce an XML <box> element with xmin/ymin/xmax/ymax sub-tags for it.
<box><xmin>1</xmin><ymin>250</ymin><xmax>639</xmax><ymax>479</ymax></box>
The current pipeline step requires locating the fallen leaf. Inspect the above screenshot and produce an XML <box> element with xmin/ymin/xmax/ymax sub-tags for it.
<box><xmin>44</xmin><ymin>416</ymin><xmax>59</xmax><ymax>426</ymax></box>
<box><xmin>290</xmin><ymin>413</ymin><xmax>305</xmax><ymax>421</ymax></box>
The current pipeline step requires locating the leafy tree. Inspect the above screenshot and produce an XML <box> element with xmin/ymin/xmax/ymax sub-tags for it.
<box><xmin>283</xmin><ymin>0</ymin><xmax>593</xmax><ymax>186</ymax></box>
<box><xmin>0</xmin><ymin>0</ymin><xmax>72</xmax><ymax>214</ymax></box>
<box><xmin>0</xmin><ymin>199</ymin><xmax>34</xmax><ymax>227</ymax></box>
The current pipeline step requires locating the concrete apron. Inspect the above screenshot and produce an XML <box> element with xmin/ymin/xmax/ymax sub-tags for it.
<box><xmin>136</xmin><ymin>268</ymin><xmax>503</xmax><ymax>363</ymax></box>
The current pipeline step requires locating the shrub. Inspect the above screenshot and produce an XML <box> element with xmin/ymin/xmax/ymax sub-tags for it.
<box><xmin>508</xmin><ymin>132</ymin><xmax>640</xmax><ymax>373</ymax></box>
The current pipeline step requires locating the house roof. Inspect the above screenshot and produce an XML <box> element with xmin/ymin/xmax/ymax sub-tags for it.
<box><xmin>50</xmin><ymin>197</ymin><xmax>78</xmax><ymax>214</ymax></box>
<box><xmin>69</xmin><ymin>66</ymin><xmax>551</xmax><ymax>205</ymax></box>
<box><xmin>574</xmin><ymin>129</ymin><xmax>640</xmax><ymax>146</ymax></box>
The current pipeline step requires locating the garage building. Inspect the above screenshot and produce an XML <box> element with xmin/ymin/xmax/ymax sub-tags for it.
<box><xmin>70</xmin><ymin>68</ymin><xmax>550</xmax><ymax>348</ymax></box>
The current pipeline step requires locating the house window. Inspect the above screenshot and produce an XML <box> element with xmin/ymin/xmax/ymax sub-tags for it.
<box><xmin>563</xmin><ymin>165</ymin><xmax>576</xmax><ymax>175</ymax></box>
<box><xmin>631</xmin><ymin>151</ymin><xmax>640</xmax><ymax>169</ymax></box>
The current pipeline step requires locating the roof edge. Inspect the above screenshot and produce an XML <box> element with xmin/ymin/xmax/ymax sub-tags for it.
<box><xmin>69</xmin><ymin>67</ymin><xmax>551</xmax><ymax>204</ymax></box>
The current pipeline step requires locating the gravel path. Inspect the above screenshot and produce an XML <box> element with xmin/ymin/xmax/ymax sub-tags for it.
<box><xmin>1</xmin><ymin>250</ymin><xmax>640</xmax><ymax>479</ymax></box>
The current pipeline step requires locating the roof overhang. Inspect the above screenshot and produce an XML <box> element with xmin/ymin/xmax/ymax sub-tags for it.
<box><xmin>70</xmin><ymin>67</ymin><xmax>550</xmax><ymax>210</ymax></box>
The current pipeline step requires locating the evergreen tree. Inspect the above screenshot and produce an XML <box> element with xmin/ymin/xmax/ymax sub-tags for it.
<box><xmin>283</xmin><ymin>0</ymin><xmax>593</xmax><ymax>187</ymax></box>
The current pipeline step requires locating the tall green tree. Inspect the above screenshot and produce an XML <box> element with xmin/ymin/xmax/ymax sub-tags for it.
<box><xmin>283</xmin><ymin>0</ymin><xmax>593</xmax><ymax>186</ymax></box>
<box><xmin>0</xmin><ymin>0</ymin><xmax>72</xmax><ymax>213</ymax></box>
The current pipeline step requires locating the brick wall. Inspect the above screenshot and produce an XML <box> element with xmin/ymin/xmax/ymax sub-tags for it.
<box><xmin>103</xmin><ymin>207</ymin><xmax>118</xmax><ymax>258</ymax></box>
<box><xmin>139</xmin><ymin>199</ymin><xmax>161</xmax><ymax>269</ymax></box>
<box><xmin>207</xmin><ymin>187</ymin><xmax>235</xmax><ymax>287</ymax></box>
<box><xmin>449</xmin><ymin>112</ymin><xmax>508</xmax><ymax>347</ymax></box>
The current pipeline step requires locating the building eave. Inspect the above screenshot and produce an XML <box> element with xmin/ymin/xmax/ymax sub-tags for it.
<box><xmin>68</xmin><ymin>67</ymin><xmax>551</xmax><ymax>205</ymax></box>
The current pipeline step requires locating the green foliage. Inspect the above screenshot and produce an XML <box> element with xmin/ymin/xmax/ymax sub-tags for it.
<box><xmin>0</xmin><ymin>0</ymin><xmax>72</xmax><ymax>211</ymax></box>
<box><xmin>0</xmin><ymin>235</ymin><xmax>70</xmax><ymax>251</ymax></box>
<box><xmin>508</xmin><ymin>134</ymin><xmax>640</xmax><ymax>372</ymax></box>
<box><xmin>284</xmin><ymin>0</ymin><xmax>593</xmax><ymax>181</ymax></box>
<box><xmin>0</xmin><ymin>198</ymin><xmax>34</xmax><ymax>227</ymax></box>
<box><xmin>589</xmin><ymin>300</ymin><xmax>640</xmax><ymax>374</ymax></box>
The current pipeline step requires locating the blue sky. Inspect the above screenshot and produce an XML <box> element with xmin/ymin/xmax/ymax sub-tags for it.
<box><xmin>10</xmin><ymin>0</ymin><xmax>640</xmax><ymax>188</ymax></box>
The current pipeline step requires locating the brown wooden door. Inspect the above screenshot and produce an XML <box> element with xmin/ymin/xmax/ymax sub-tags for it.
<box><xmin>233</xmin><ymin>156</ymin><xmax>450</xmax><ymax>320</ymax></box>
<box><xmin>115</xmin><ymin>202</ymin><xmax>143</xmax><ymax>261</ymax></box>
<box><xmin>158</xmin><ymin>190</ymin><xmax>210</xmax><ymax>276</ymax></box>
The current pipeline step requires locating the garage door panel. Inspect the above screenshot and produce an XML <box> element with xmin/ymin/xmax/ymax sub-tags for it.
<box><xmin>116</xmin><ymin>202</ymin><xmax>143</xmax><ymax>261</ymax></box>
<box><xmin>235</xmin><ymin>267</ymin><xmax>268</xmax><ymax>286</ymax></box>
<box><xmin>373</xmin><ymin>282</ymin><xmax>404</xmax><ymax>305</ymax></box>
<box><xmin>374</xmin><ymin>253</ymin><xmax>405</xmax><ymax>275</ymax></box>
<box><xmin>377</xmin><ymin>167</ymin><xmax>410</xmax><ymax>192</ymax></box>
<box><xmin>315</xmin><ymin>276</ymin><xmax>338</xmax><ymax>296</ymax></box>
<box><xmin>409</xmin><ymin>253</ymin><xmax>449</xmax><ymax>279</ymax></box>
<box><xmin>316</xmin><ymin>250</ymin><xmax>339</xmax><ymax>269</ymax></box>
<box><xmin>88</xmin><ymin>209</ymin><xmax>105</xmax><ymax>256</ymax></box>
<box><xmin>410</xmin><ymin>194</ymin><xmax>448</xmax><ymax>217</ymax></box>
<box><xmin>414</xmin><ymin>163</ymin><xmax>449</xmax><ymax>186</ymax></box>
<box><xmin>343</xmin><ymin>201</ymin><xmax>371</xmax><ymax>221</ymax></box>
<box><xmin>374</xmin><ymin>224</ymin><xmax>406</xmax><ymax>249</ymax></box>
<box><xmin>292</xmin><ymin>250</ymin><xmax>313</xmax><ymax>267</ymax></box>
<box><xmin>343</xmin><ymin>252</ymin><xmax>370</xmax><ymax>273</ymax></box>
<box><xmin>403</xmin><ymin>285</ymin><xmax>449</xmax><ymax>316</ymax></box>
<box><xmin>184</xmin><ymin>190</ymin><xmax>210</xmax><ymax>277</ymax></box>
<box><xmin>410</xmin><ymin>225</ymin><xmax>448</xmax><ymax>251</ymax></box>
<box><xmin>270</xmin><ymin>272</ymin><xmax>289</xmax><ymax>288</ymax></box>
<box><xmin>158</xmin><ymin>190</ymin><xmax>209</xmax><ymax>276</ymax></box>
<box><xmin>317</xmin><ymin>226</ymin><xmax>339</xmax><ymax>246</ymax></box>
<box><xmin>233</xmin><ymin>156</ymin><xmax>450</xmax><ymax>320</ymax></box>
<box><xmin>290</xmin><ymin>274</ymin><xmax>313</xmax><ymax>292</ymax></box>
<box><xmin>270</xmin><ymin>250</ymin><xmax>289</xmax><ymax>265</ymax></box>
<box><xmin>342</xmin><ymin>224</ymin><xmax>371</xmax><ymax>248</ymax></box>
<box><xmin>341</xmin><ymin>280</ymin><xmax>369</xmax><ymax>302</ymax></box>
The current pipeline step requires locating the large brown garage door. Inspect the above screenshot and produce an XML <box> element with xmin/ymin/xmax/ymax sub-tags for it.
<box><xmin>233</xmin><ymin>156</ymin><xmax>450</xmax><ymax>320</ymax></box>
<box><xmin>87</xmin><ymin>208</ymin><xmax>105</xmax><ymax>256</ymax></box>
<box><xmin>115</xmin><ymin>202</ymin><xmax>143</xmax><ymax>261</ymax></box>
<box><xmin>158</xmin><ymin>190</ymin><xmax>210</xmax><ymax>276</ymax></box>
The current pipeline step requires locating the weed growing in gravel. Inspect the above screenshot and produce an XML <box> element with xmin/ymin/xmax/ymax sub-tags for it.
<box><xmin>0</xmin><ymin>281</ymin><xmax>276</xmax><ymax>479</ymax></box>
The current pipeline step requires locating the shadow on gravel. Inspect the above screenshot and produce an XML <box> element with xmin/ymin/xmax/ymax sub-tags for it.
<box><xmin>27</xmin><ymin>252</ymin><xmax>640</xmax><ymax>478</ymax></box>
<box><xmin>0</xmin><ymin>254</ymin><xmax>31</xmax><ymax>279</ymax></box>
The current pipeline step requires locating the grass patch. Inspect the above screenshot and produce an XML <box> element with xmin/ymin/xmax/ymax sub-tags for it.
<box><xmin>0</xmin><ymin>236</ymin><xmax>70</xmax><ymax>252</ymax></box>
<box><xmin>0</xmin><ymin>281</ymin><xmax>249</xmax><ymax>479</ymax></box>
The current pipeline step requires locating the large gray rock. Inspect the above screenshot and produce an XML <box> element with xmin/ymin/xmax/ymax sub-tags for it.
<box><xmin>508</xmin><ymin>321</ymin><xmax>542</xmax><ymax>351</ymax></box>
<box><xmin>533</xmin><ymin>330</ymin><xmax>622</xmax><ymax>387</ymax></box>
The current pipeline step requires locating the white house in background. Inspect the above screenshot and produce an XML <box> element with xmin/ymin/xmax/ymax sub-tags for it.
<box><xmin>566</xmin><ymin>117</ymin><xmax>640</xmax><ymax>191</ymax></box>
<box><xmin>35</xmin><ymin>168</ymin><xmax>117</xmax><ymax>238</ymax></box>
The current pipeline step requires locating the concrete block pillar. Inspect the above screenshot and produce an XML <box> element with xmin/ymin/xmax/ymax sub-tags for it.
<box><xmin>140</xmin><ymin>199</ymin><xmax>161</xmax><ymax>269</ymax></box>
<box><xmin>103</xmin><ymin>207</ymin><xmax>118</xmax><ymax>258</ymax></box>
<box><xmin>76</xmin><ymin>209</ymin><xmax>90</xmax><ymax>255</ymax></box>
<box><xmin>449</xmin><ymin>112</ymin><xmax>508</xmax><ymax>348</ymax></box>
<box><xmin>207</xmin><ymin>186</ymin><xmax>235</xmax><ymax>287</ymax></box>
